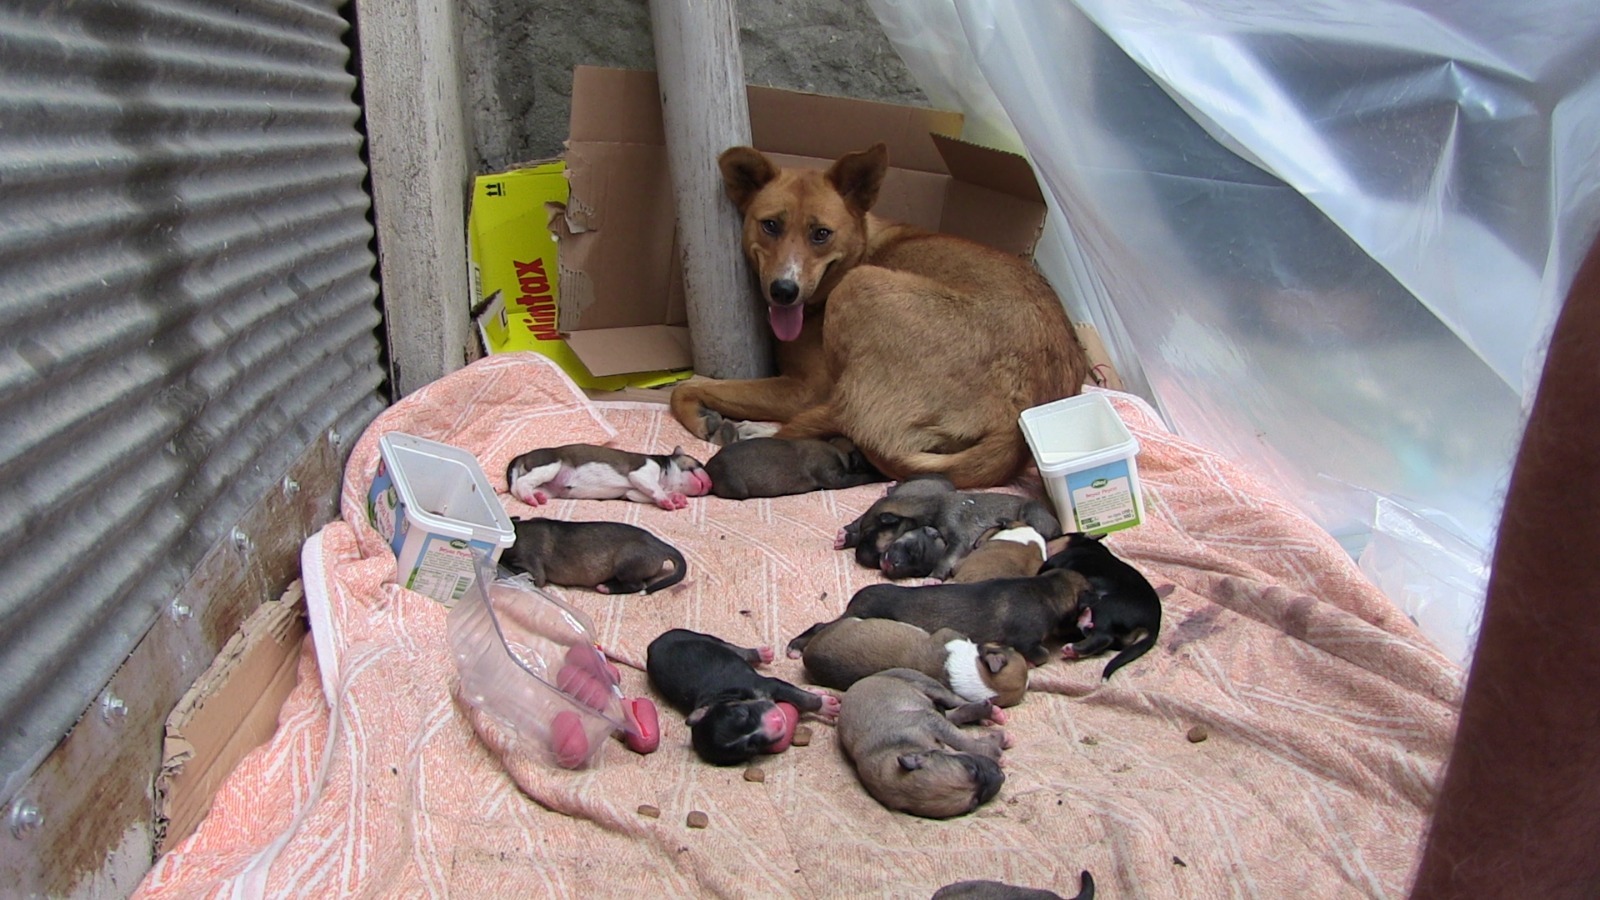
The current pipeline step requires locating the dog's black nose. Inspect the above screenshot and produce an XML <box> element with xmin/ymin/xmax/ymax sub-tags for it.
<box><xmin>768</xmin><ymin>279</ymin><xmax>799</xmax><ymax>305</ymax></box>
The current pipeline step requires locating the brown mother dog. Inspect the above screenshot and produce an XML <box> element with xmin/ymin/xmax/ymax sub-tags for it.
<box><xmin>669</xmin><ymin>143</ymin><xmax>1090</xmax><ymax>488</ymax></box>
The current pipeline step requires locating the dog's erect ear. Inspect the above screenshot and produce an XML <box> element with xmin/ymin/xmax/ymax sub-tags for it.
<box><xmin>686</xmin><ymin>706</ymin><xmax>709</xmax><ymax>726</ymax></box>
<box><xmin>826</xmin><ymin>143</ymin><xmax>889</xmax><ymax>215</ymax></box>
<box><xmin>898</xmin><ymin>752</ymin><xmax>928</xmax><ymax>771</ymax></box>
<box><xmin>719</xmin><ymin>146</ymin><xmax>778</xmax><ymax>212</ymax></box>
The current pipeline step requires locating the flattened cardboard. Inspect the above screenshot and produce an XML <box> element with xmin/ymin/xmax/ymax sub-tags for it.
<box><xmin>155</xmin><ymin>585</ymin><xmax>307</xmax><ymax>853</ymax></box>
<box><xmin>551</xmin><ymin>66</ymin><xmax>1053</xmax><ymax>378</ymax></box>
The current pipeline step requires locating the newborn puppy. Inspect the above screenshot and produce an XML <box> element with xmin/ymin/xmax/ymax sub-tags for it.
<box><xmin>788</xmin><ymin>566</ymin><xmax>1091</xmax><ymax>666</ymax></box>
<box><xmin>502</xmin><ymin>519</ymin><xmax>686</xmax><ymax>594</ymax></box>
<box><xmin>932</xmin><ymin>871</ymin><xmax>1096</xmax><ymax>900</ymax></box>
<box><xmin>1045</xmin><ymin>533</ymin><xmax>1165</xmax><ymax>680</ymax></box>
<box><xmin>880</xmin><ymin>526</ymin><xmax>947</xmax><ymax>579</ymax></box>
<box><xmin>646</xmin><ymin>628</ymin><xmax>840</xmax><ymax>766</ymax></box>
<box><xmin>506</xmin><ymin>443</ymin><xmax>711</xmax><ymax>510</ymax></box>
<box><xmin>798</xmin><ymin>617</ymin><xmax>1030</xmax><ymax>707</ymax></box>
<box><xmin>837</xmin><ymin>668</ymin><xmax>1007</xmax><ymax>819</ymax></box>
<box><xmin>705</xmin><ymin>436</ymin><xmax>884</xmax><ymax>499</ymax></box>
<box><xmin>950</xmin><ymin>523</ymin><xmax>1048</xmax><ymax>583</ymax></box>
<box><xmin>839</xmin><ymin>476</ymin><xmax>1062</xmax><ymax>579</ymax></box>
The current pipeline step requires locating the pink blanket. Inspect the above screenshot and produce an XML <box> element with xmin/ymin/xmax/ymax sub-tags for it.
<box><xmin>137</xmin><ymin>353</ymin><xmax>1461</xmax><ymax>899</ymax></box>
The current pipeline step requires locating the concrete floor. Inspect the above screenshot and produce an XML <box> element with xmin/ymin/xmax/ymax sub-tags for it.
<box><xmin>459</xmin><ymin>0</ymin><xmax>929</xmax><ymax>172</ymax></box>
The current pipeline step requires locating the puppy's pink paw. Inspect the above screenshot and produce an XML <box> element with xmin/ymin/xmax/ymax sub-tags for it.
<box><xmin>833</xmin><ymin>528</ymin><xmax>849</xmax><ymax>550</ymax></box>
<box><xmin>656</xmin><ymin>492</ymin><xmax>689</xmax><ymax>510</ymax></box>
<box><xmin>986</xmin><ymin>705</ymin><xmax>1009</xmax><ymax>726</ymax></box>
<box><xmin>999</xmin><ymin>730</ymin><xmax>1015</xmax><ymax>750</ymax></box>
<box><xmin>814</xmin><ymin>692</ymin><xmax>841</xmax><ymax>720</ymax></box>
<box><xmin>1060</xmin><ymin>645</ymin><xmax>1081</xmax><ymax>660</ymax></box>
<box><xmin>595</xmin><ymin>584</ymin><xmax>612</xmax><ymax>595</ymax></box>
<box><xmin>756</xmin><ymin>646</ymin><xmax>775</xmax><ymax>665</ymax></box>
<box><xmin>785</xmin><ymin>647</ymin><xmax>803</xmax><ymax>660</ymax></box>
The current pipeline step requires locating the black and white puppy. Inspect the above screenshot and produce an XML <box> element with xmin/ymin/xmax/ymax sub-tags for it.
<box><xmin>646</xmin><ymin>628</ymin><xmax>840</xmax><ymax>766</ymax></box>
<box><xmin>1044</xmin><ymin>533</ymin><xmax>1166</xmax><ymax>680</ymax></box>
<box><xmin>506</xmin><ymin>443</ymin><xmax>711</xmax><ymax>510</ymax></box>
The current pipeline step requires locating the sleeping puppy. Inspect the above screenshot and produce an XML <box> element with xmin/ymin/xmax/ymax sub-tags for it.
<box><xmin>837</xmin><ymin>668</ymin><xmax>1008</xmax><ymax>819</ymax></box>
<box><xmin>645</xmin><ymin>628</ymin><xmax>840</xmax><ymax>766</ymax></box>
<box><xmin>506</xmin><ymin>443</ymin><xmax>711</xmax><ymax>510</ymax></box>
<box><xmin>1045</xmin><ymin>533</ymin><xmax>1166</xmax><ymax>680</ymax></box>
<box><xmin>797</xmin><ymin>617</ymin><xmax>1030</xmax><ymax>707</ymax></box>
<box><xmin>950</xmin><ymin>523</ymin><xmax>1047</xmax><ymax>583</ymax></box>
<box><xmin>932</xmin><ymin>871</ymin><xmax>1096</xmax><ymax>900</ymax></box>
<box><xmin>503</xmin><ymin>519</ymin><xmax>686</xmax><ymax>594</ymax></box>
<box><xmin>787</xmin><ymin>566</ymin><xmax>1091</xmax><ymax>667</ymax></box>
<box><xmin>840</xmin><ymin>476</ymin><xmax>1062</xmax><ymax>579</ymax></box>
<box><xmin>705</xmin><ymin>436</ymin><xmax>885</xmax><ymax>499</ymax></box>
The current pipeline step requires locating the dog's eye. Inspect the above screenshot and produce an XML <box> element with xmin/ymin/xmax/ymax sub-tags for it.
<box><xmin>810</xmin><ymin>227</ymin><xmax>833</xmax><ymax>245</ymax></box>
<box><xmin>760</xmin><ymin>219</ymin><xmax>781</xmax><ymax>236</ymax></box>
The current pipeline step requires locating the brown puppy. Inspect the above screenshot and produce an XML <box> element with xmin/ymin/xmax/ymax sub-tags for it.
<box><xmin>704</xmin><ymin>436</ymin><xmax>884</xmax><ymax>499</ymax></box>
<box><xmin>837</xmin><ymin>668</ymin><xmax>1008</xmax><ymax>819</ymax></box>
<box><xmin>502</xmin><ymin>519</ymin><xmax>686</xmax><ymax>594</ymax></box>
<box><xmin>669</xmin><ymin>143</ymin><xmax>1090</xmax><ymax>488</ymax></box>
<box><xmin>797</xmin><ymin>617</ymin><xmax>1030</xmax><ymax>707</ymax></box>
<box><xmin>950</xmin><ymin>523</ymin><xmax>1048</xmax><ymax>583</ymax></box>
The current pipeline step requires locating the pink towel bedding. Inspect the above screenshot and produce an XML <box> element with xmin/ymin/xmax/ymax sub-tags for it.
<box><xmin>136</xmin><ymin>353</ymin><xmax>1461</xmax><ymax>899</ymax></box>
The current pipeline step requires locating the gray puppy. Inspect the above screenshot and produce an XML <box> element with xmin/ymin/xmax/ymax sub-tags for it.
<box><xmin>836</xmin><ymin>668</ymin><xmax>1008</xmax><ymax>819</ymax></box>
<box><xmin>839</xmin><ymin>475</ymin><xmax>1061</xmax><ymax>579</ymax></box>
<box><xmin>705</xmin><ymin>436</ymin><xmax>884</xmax><ymax>499</ymax></box>
<box><xmin>502</xmin><ymin>518</ymin><xmax>685</xmax><ymax>594</ymax></box>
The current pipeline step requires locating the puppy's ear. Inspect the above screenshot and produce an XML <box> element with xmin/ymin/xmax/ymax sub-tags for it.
<box><xmin>898</xmin><ymin>752</ymin><xmax>928</xmax><ymax>771</ymax></box>
<box><xmin>982</xmin><ymin>646</ymin><xmax>1010</xmax><ymax>674</ymax></box>
<box><xmin>719</xmin><ymin>146</ymin><xmax>778</xmax><ymax>212</ymax></box>
<box><xmin>826</xmin><ymin>143</ymin><xmax>888</xmax><ymax>215</ymax></box>
<box><xmin>877</xmin><ymin>512</ymin><xmax>900</xmax><ymax>527</ymax></box>
<box><xmin>686</xmin><ymin>706</ymin><xmax>710</xmax><ymax>726</ymax></box>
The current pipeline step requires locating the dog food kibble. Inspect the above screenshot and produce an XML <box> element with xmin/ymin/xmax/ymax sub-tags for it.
<box><xmin>791</xmin><ymin>725</ymin><xmax>813</xmax><ymax>747</ymax></box>
<box><xmin>744</xmin><ymin>766</ymin><xmax>766</xmax><ymax>783</ymax></box>
<box><xmin>686</xmin><ymin>810</ymin><xmax>709</xmax><ymax>829</ymax></box>
<box><xmin>1186</xmin><ymin>725</ymin><xmax>1209</xmax><ymax>743</ymax></box>
<box><xmin>637</xmin><ymin>804</ymin><xmax>661</xmax><ymax>818</ymax></box>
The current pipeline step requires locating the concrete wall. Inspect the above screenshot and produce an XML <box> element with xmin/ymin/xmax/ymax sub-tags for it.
<box><xmin>460</xmin><ymin>0</ymin><xmax>929</xmax><ymax>172</ymax></box>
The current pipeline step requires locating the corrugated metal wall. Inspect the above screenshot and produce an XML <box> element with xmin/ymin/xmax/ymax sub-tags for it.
<box><xmin>0</xmin><ymin>0</ymin><xmax>386</xmax><ymax>802</ymax></box>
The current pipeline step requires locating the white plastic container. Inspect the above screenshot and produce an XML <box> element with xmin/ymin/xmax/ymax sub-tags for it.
<box><xmin>367</xmin><ymin>432</ymin><xmax>515</xmax><ymax>605</ymax></box>
<box><xmin>1020</xmin><ymin>393</ymin><xmax>1144</xmax><ymax>535</ymax></box>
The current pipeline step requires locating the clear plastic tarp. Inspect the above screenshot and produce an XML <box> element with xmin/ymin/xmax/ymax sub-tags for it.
<box><xmin>867</xmin><ymin>0</ymin><xmax>1600</xmax><ymax>664</ymax></box>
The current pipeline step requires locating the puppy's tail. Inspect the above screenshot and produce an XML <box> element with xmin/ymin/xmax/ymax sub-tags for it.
<box><xmin>890</xmin><ymin>431</ymin><xmax>1024</xmax><ymax>490</ymax></box>
<box><xmin>644</xmin><ymin>545</ymin><xmax>688</xmax><ymax>593</ymax></box>
<box><xmin>1100</xmin><ymin>629</ymin><xmax>1156</xmax><ymax>681</ymax></box>
<box><xmin>1070</xmin><ymin>870</ymin><xmax>1095</xmax><ymax>900</ymax></box>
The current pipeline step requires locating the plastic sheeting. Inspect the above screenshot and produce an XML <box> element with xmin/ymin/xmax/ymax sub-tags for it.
<box><xmin>868</xmin><ymin>0</ymin><xmax>1600</xmax><ymax>664</ymax></box>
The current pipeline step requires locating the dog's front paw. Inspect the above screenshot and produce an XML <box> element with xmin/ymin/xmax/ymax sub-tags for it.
<box><xmin>755</xmin><ymin>646</ymin><xmax>775</xmax><ymax>665</ymax></box>
<box><xmin>654</xmin><ymin>492</ymin><xmax>689</xmax><ymax>510</ymax></box>
<box><xmin>984</xmin><ymin>704</ymin><xmax>1008</xmax><ymax>727</ymax></box>
<box><xmin>734</xmin><ymin>421</ymin><xmax>780</xmax><ymax>441</ymax></box>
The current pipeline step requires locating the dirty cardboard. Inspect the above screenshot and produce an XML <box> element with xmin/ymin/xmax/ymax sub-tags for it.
<box><xmin>485</xmin><ymin>66</ymin><xmax>1052</xmax><ymax>380</ymax></box>
<box><xmin>155</xmin><ymin>584</ymin><xmax>307</xmax><ymax>853</ymax></box>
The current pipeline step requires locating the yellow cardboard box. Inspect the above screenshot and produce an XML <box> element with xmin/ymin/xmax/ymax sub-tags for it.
<box><xmin>468</xmin><ymin>161</ymin><xmax>689</xmax><ymax>391</ymax></box>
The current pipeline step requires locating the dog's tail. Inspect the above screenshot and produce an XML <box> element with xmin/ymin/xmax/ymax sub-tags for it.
<box><xmin>892</xmin><ymin>431</ymin><xmax>1024</xmax><ymax>489</ymax></box>
<box><xmin>644</xmin><ymin>545</ymin><xmax>688</xmax><ymax>593</ymax></box>
<box><xmin>1100</xmin><ymin>629</ymin><xmax>1156</xmax><ymax>681</ymax></box>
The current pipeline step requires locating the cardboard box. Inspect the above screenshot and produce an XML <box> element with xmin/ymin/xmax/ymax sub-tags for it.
<box><xmin>477</xmin><ymin>66</ymin><xmax>1052</xmax><ymax>381</ymax></box>
<box><xmin>469</xmin><ymin>161</ymin><xmax>690</xmax><ymax>390</ymax></box>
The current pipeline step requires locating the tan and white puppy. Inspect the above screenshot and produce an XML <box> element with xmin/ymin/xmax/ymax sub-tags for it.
<box><xmin>837</xmin><ymin>668</ymin><xmax>1008</xmax><ymax>819</ymax></box>
<box><xmin>797</xmin><ymin>617</ymin><xmax>1030</xmax><ymax>707</ymax></box>
<box><xmin>950</xmin><ymin>522</ymin><xmax>1048</xmax><ymax>583</ymax></box>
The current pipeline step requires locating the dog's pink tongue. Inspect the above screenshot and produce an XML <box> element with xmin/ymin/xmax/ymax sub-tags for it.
<box><xmin>768</xmin><ymin>304</ymin><xmax>804</xmax><ymax>342</ymax></box>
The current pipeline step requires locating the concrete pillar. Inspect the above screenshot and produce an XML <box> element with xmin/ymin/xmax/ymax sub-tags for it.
<box><xmin>649</xmin><ymin>0</ymin><xmax>773</xmax><ymax>379</ymax></box>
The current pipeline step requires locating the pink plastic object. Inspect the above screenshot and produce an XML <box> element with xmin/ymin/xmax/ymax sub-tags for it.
<box><xmin>763</xmin><ymin>701</ymin><xmax>801</xmax><ymax>754</ymax></box>
<box><xmin>447</xmin><ymin>553</ymin><xmax>656</xmax><ymax>768</ymax></box>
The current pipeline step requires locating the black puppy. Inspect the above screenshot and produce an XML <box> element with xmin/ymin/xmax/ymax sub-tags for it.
<box><xmin>646</xmin><ymin>628</ymin><xmax>840</xmax><ymax>766</ymax></box>
<box><xmin>838</xmin><ymin>476</ymin><xmax>1062</xmax><ymax>579</ymax></box>
<box><xmin>705</xmin><ymin>436</ymin><xmax>885</xmax><ymax>499</ymax></box>
<box><xmin>787</xmin><ymin>567</ymin><xmax>1091</xmax><ymax>667</ymax></box>
<box><xmin>1044</xmin><ymin>533</ymin><xmax>1164</xmax><ymax>680</ymax></box>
